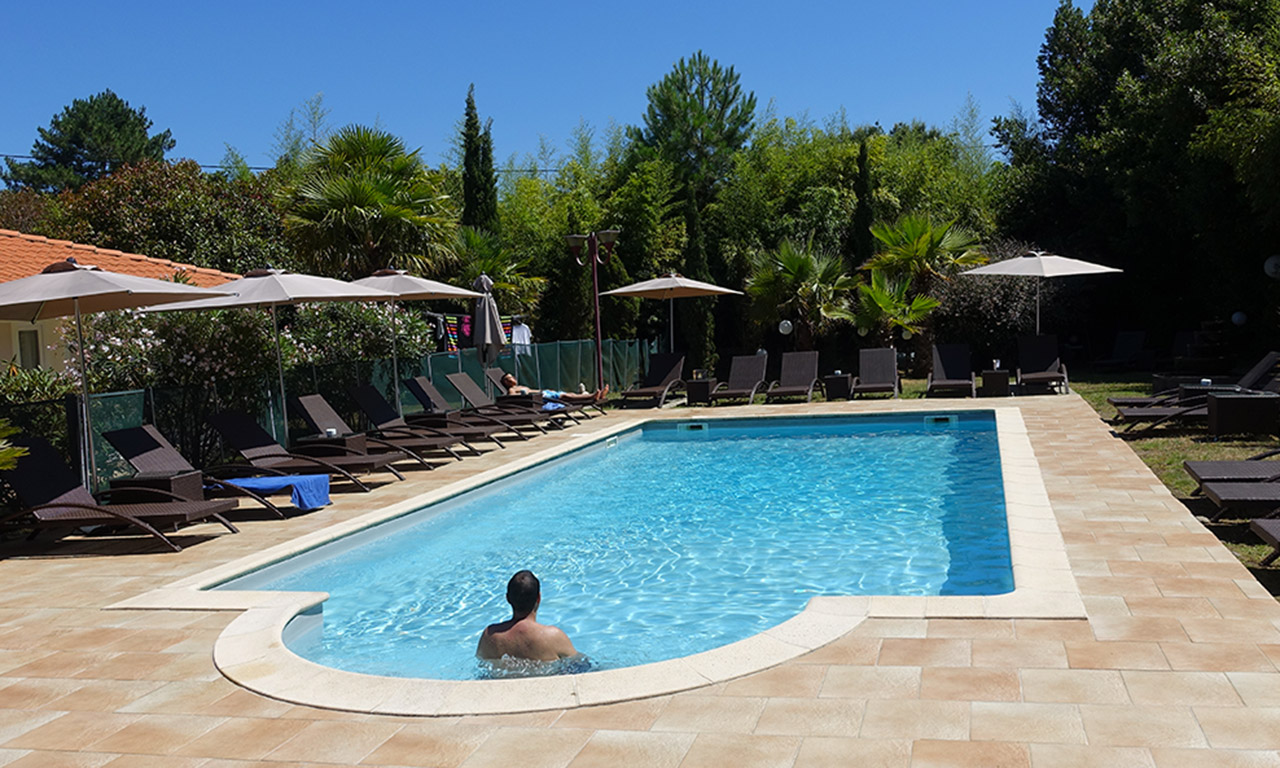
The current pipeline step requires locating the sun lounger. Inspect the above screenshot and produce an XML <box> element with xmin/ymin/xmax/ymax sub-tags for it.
<box><xmin>444</xmin><ymin>372</ymin><xmax>575</xmax><ymax>430</ymax></box>
<box><xmin>0</xmin><ymin>435</ymin><xmax>238</xmax><ymax>552</ymax></box>
<box><xmin>208</xmin><ymin>409</ymin><xmax>406</xmax><ymax>492</ymax></box>
<box><xmin>1200</xmin><ymin>479</ymin><xmax>1280</xmax><ymax>521</ymax></box>
<box><xmin>619</xmin><ymin>353</ymin><xmax>685</xmax><ymax>407</ymax></box>
<box><xmin>927</xmin><ymin>344</ymin><xmax>976</xmax><ymax>397</ymax></box>
<box><xmin>709</xmin><ymin>354</ymin><xmax>768</xmax><ymax>404</ymax></box>
<box><xmin>292</xmin><ymin>394</ymin><xmax>473</xmax><ymax>468</ymax></box>
<box><xmin>350</xmin><ymin>383</ymin><xmax>509</xmax><ymax>448</ymax></box>
<box><xmin>1017</xmin><ymin>335</ymin><xmax>1069</xmax><ymax>393</ymax></box>
<box><xmin>1108</xmin><ymin>350</ymin><xmax>1280</xmax><ymax>408</ymax></box>
<box><xmin>765</xmin><ymin>351</ymin><xmax>820</xmax><ymax>403</ymax></box>
<box><xmin>102</xmin><ymin>424</ymin><xmax>326</xmax><ymax>517</ymax></box>
<box><xmin>484</xmin><ymin>367</ymin><xmax>604</xmax><ymax>417</ymax></box>
<box><xmin>1183</xmin><ymin>449</ymin><xmax>1280</xmax><ymax>493</ymax></box>
<box><xmin>1250</xmin><ymin>519</ymin><xmax>1280</xmax><ymax>565</ymax></box>
<box><xmin>402</xmin><ymin>376</ymin><xmax>535</xmax><ymax>438</ymax></box>
<box><xmin>852</xmin><ymin>348</ymin><xmax>900</xmax><ymax>398</ymax></box>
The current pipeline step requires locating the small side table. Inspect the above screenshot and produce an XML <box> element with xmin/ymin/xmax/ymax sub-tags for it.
<box><xmin>978</xmin><ymin>370</ymin><xmax>1011</xmax><ymax>398</ymax></box>
<box><xmin>1208</xmin><ymin>392</ymin><xmax>1280</xmax><ymax>436</ymax></box>
<box><xmin>822</xmin><ymin>374</ymin><xmax>852</xmax><ymax>401</ymax></box>
<box><xmin>686</xmin><ymin>379</ymin><xmax>717</xmax><ymax>405</ymax></box>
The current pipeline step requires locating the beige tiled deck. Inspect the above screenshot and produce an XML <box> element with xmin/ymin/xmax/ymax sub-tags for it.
<box><xmin>2</xmin><ymin>394</ymin><xmax>1279</xmax><ymax>766</ymax></box>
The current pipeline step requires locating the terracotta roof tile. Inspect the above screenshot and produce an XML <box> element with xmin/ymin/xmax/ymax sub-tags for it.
<box><xmin>0</xmin><ymin>229</ymin><xmax>240</xmax><ymax>287</ymax></box>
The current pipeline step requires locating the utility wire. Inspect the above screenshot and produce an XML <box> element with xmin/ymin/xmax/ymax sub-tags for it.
<box><xmin>0</xmin><ymin>153</ymin><xmax>563</xmax><ymax>174</ymax></box>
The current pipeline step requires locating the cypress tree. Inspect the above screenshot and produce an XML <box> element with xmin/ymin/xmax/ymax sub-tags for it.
<box><xmin>461</xmin><ymin>85</ymin><xmax>499</xmax><ymax>231</ymax></box>
<box><xmin>852</xmin><ymin>141</ymin><xmax>874</xmax><ymax>267</ymax></box>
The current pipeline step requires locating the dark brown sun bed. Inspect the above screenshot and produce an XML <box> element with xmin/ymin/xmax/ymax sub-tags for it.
<box><xmin>853</xmin><ymin>347</ymin><xmax>900</xmax><ymax>398</ymax></box>
<box><xmin>103</xmin><ymin>424</ymin><xmax>297</xmax><ymax>518</ymax></box>
<box><xmin>927</xmin><ymin>343</ymin><xmax>976</xmax><ymax>398</ymax></box>
<box><xmin>208</xmin><ymin>409</ymin><xmax>406</xmax><ymax>492</ymax></box>
<box><xmin>709</xmin><ymin>354</ymin><xmax>768</xmax><ymax>404</ymax></box>
<box><xmin>765</xmin><ymin>351</ymin><xmax>820</xmax><ymax>403</ymax></box>
<box><xmin>1250</xmin><ymin>519</ymin><xmax>1280</xmax><ymax>565</ymax></box>
<box><xmin>485</xmin><ymin>367</ymin><xmax>604</xmax><ymax>417</ymax></box>
<box><xmin>444</xmin><ymin>372</ymin><xmax>575</xmax><ymax>430</ymax></box>
<box><xmin>401</xmin><ymin>376</ymin><xmax>535</xmax><ymax>439</ymax></box>
<box><xmin>1108</xmin><ymin>350</ymin><xmax>1280</xmax><ymax>408</ymax></box>
<box><xmin>0</xmin><ymin>435</ymin><xmax>238</xmax><ymax>552</ymax></box>
<box><xmin>1200</xmin><ymin>479</ymin><xmax>1280</xmax><ymax>521</ymax></box>
<box><xmin>292</xmin><ymin>394</ymin><xmax>474</xmax><ymax>468</ymax></box>
<box><xmin>1017</xmin><ymin>335</ymin><xmax>1069</xmax><ymax>394</ymax></box>
<box><xmin>619</xmin><ymin>353</ymin><xmax>685</xmax><ymax>407</ymax></box>
<box><xmin>350</xmin><ymin>383</ymin><xmax>509</xmax><ymax>448</ymax></box>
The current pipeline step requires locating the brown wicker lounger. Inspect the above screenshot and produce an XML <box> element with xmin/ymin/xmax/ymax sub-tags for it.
<box><xmin>619</xmin><ymin>353</ymin><xmax>685</xmax><ymax>407</ymax></box>
<box><xmin>208</xmin><ymin>409</ymin><xmax>406</xmax><ymax>492</ymax></box>
<box><xmin>1017</xmin><ymin>335</ymin><xmax>1069</xmax><ymax>394</ymax></box>
<box><xmin>350</xmin><ymin>383</ymin><xmax>509</xmax><ymax>448</ymax></box>
<box><xmin>444</xmin><ymin>373</ymin><xmax>575</xmax><ymax>430</ymax></box>
<box><xmin>0</xmin><ymin>435</ymin><xmax>238</xmax><ymax>552</ymax></box>
<box><xmin>484</xmin><ymin>367</ymin><xmax>604</xmax><ymax>417</ymax></box>
<box><xmin>765</xmin><ymin>351</ymin><xmax>820</xmax><ymax>403</ymax></box>
<box><xmin>709</xmin><ymin>354</ymin><xmax>768</xmax><ymax>404</ymax></box>
<box><xmin>926</xmin><ymin>344</ymin><xmax>976</xmax><ymax>398</ymax></box>
<box><xmin>1250</xmin><ymin>519</ymin><xmax>1280</xmax><ymax>565</ymax></box>
<box><xmin>1183</xmin><ymin>450</ymin><xmax>1280</xmax><ymax>493</ymax></box>
<box><xmin>1200</xmin><ymin>480</ymin><xmax>1280</xmax><ymax>520</ymax></box>
<box><xmin>102</xmin><ymin>424</ymin><xmax>295</xmax><ymax>518</ymax></box>
<box><xmin>1108</xmin><ymin>351</ymin><xmax>1280</xmax><ymax>408</ymax></box>
<box><xmin>292</xmin><ymin>394</ymin><xmax>474</xmax><ymax>468</ymax></box>
<box><xmin>853</xmin><ymin>347</ymin><xmax>900</xmax><ymax>398</ymax></box>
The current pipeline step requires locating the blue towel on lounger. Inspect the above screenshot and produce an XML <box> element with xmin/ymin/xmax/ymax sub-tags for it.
<box><xmin>218</xmin><ymin>474</ymin><xmax>331</xmax><ymax>511</ymax></box>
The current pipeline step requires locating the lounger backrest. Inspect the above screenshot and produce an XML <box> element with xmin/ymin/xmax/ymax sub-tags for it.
<box><xmin>349</xmin><ymin>384</ymin><xmax>409</xmax><ymax>430</ymax></box>
<box><xmin>102</xmin><ymin>425</ymin><xmax>196</xmax><ymax>474</ymax></box>
<box><xmin>485</xmin><ymin>367</ymin><xmax>512</xmax><ymax>394</ymax></box>
<box><xmin>726</xmin><ymin>354</ymin><xmax>768</xmax><ymax>389</ymax></box>
<box><xmin>1237</xmin><ymin>351</ymin><xmax>1280</xmax><ymax>390</ymax></box>
<box><xmin>2</xmin><ymin>436</ymin><xmax>97</xmax><ymax>508</ymax></box>
<box><xmin>859</xmin><ymin>348</ymin><xmax>897</xmax><ymax>385</ymax></box>
<box><xmin>403</xmin><ymin>376</ymin><xmax>450</xmax><ymax>413</ymax></box>
<box><xmin>292</xmin><ymin>394</ymin><xmax>354</xmax><ymax>436</ymax></box>
<box><xmin>932</xmin><ymin>344</ymin><xmax>972</xmax><ymax>381</ymax></box>
<box><xmin>1018</xmin><ymin>335</ymin><xmax>1061</xmax><ymax>374</ymax></box>
<box><xmin>640</xmin><ymin>353</ymin><xmax>685</xmax><ymax>388</ymax></box>
<box><xmin>777</xmin><ymin>351</ymin><xmax>819</xmax><ymax>388</ymax></box>
<box><xmin>207</xmin><ymin>410</ymin><xmax>289</xmax><ymax>461</ymax></box>
<box><xmin>444</xmin><ymin>372</ymin><xmax>495</xmax><ymax>408</ymax></box>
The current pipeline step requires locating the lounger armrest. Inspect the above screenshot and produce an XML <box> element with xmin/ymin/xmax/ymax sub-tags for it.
<box><xmin>289</xmin><ymin>445</ymin><xmax>367</xmax><ymax>458</ymax></box>
<box><xmin>95</xmin><ymin>486</ymin><xmax>197</xmax><ymax>504</ymax></box>
<box><xmin>374</xmin><ymin>424</ymin><xmax>457</xmax><ymax>440</ymax></box>
<box><xmin>204</xmin><ymin>463</ymin><xmax>290</xmax><ymax>478</ymax></box>
<box><xmin>1248</xmin><ymin>448</ymin><xmax>1280</xmax><ymax>461</ymax></box>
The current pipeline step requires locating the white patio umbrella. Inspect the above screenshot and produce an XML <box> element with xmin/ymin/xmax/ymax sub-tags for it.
<box><xmin>352</xmin><ymin>269</ymin><xmax>481</xmax><ymax>414</ymax></box>
<box><xmin>148</xmin><ymin>269</ymin><xmax>395</xmax><ymax>440</ymax></box>
<box><xmin>0</xmin><ymin>258</ymin><xmax>235</xmax><ymax>486</ymax></box>
<box><xmin>601</xmin><ymin>273</ymin><xmax>743</xmax><ymax>351</ymax></box>
<box><xmin>961</xmin><ymin>250</ymin><xmax>1122</xmax><ymax>334</ymax></box>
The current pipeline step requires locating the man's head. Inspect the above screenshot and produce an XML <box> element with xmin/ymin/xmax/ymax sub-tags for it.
<box><xmin>500</xmin><ymin>373</ymin><xmax>518</xmax><ymax>389</ymax></box>
<box><xmin>506</xmin><ymin>570</ymin><xmax>540</xmax><ymax>615</ymax></box>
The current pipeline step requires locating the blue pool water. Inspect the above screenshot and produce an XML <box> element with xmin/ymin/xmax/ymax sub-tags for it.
<box><xmin>218</xmin><ymin>412</ymin><xmax>1011</xmax><ymax>680</ymax></box>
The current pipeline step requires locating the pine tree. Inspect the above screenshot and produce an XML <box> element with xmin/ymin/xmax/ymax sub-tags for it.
<box><xmin>461</xmin><ymin>85</ymin><xmax>499</xmax><ymax>231</ymax></box>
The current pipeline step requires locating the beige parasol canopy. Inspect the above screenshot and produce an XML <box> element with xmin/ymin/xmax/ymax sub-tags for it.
<box><xmin>961</xmin><ymin>251</ymin><xmax>1122</xmax><ymax>334</ymax></box>
<box><xmin>601</xmin><ymin>273</ymin><xmax>742</xmax><ymax>351</ymax></box>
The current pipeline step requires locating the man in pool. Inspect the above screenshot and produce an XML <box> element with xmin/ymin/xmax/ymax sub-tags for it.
<box><xmin>499</xmin><ymin>372</ymin><xmax>608</xmax><ymax>406</ymax></box>
<box><xmin>477</xmin><ymin>570</ymin><xmax>578</xmax><ymax>662</ymax></box>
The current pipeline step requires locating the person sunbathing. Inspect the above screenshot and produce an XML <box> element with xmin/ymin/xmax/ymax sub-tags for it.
<box><xmin>499</xmin><ymin>373</ymin><xmax>608</xmax><ymax>404</ymax></box>
<box><xmin>477</xmin><ymin>570</ymin><xmax>578</xmax><ymax>662</ymax></box>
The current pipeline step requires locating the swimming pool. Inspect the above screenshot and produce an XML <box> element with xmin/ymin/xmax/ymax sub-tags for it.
<box><xmin>218</xmin><ymin>412</ymin><xmax>1011</xmax><ymax>680</ymax></box>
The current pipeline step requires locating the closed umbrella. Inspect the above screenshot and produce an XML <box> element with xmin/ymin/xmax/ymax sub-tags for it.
<box><xmin>471</xmin><ymin>274</ymin><xmax>507</xmax><ymax>367</ymax></box>
<box><xmin>148</xmin><ymin>269</ymin><xmax>395</xmax><ymax>440</ymax></box>
<box><xmin>961</xmin><ymin>250</ymin><xmax>1122</xmax><ymax>334</ymax></box>
<box><xmin>601</xmin><ymin>273</ymin><xmax>743</xmax><ymax>351</ymax></box>
<box><xmin>0</xmin><ymin>258</ymin><xmax>235</xmax><ymax>486</ymax></box>
<box><xmin>352</xmin><ymin>269</ymin><xmax>481</xmax><ymax>414</ymax></box>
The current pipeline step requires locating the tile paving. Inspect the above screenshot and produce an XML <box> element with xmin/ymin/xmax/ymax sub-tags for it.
<box><xmin>0</xmin><ymin>394</ymin><xmax>1278</xmax><ymax>765</ymax></box>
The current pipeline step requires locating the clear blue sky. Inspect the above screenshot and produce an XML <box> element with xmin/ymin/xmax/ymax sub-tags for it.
<box><xmin>3</xmin><ymin>1</ymin><xmax>1091</xmax><ymax>170</ymax></box>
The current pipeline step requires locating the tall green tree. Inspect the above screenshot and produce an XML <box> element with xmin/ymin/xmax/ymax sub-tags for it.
<box><xmin>281</xmin><ymin>125</ymin><xmax>457</xmax><ymax>279</ymax></box>
<box><xmin>745</xmin><ymin>240</ymin><xmax>858</xmax><ymax>350</ymax></box>
<box><xmin>628</xmin><ymin>51</ymin><xmax>756</xmax><ymax>366</ymax></box>
<box><xmin>461</xmin><ymin>85</ymin><xmax>499</xmax><ymax>231</ymax></box>
<box><xmin>4</xmin><ymin>90</ymin><xmax>175</xmax><ymax>192</ymax></box>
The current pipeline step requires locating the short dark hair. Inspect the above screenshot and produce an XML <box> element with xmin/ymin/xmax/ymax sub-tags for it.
<box><xmin>501</xmin><ymin>373</ymin><xmax>517</xmax><ymax>384</ymax></box>
<box><xmin>506</xmin><ymin>570</ymin><xmax>540</xmax><ymax>614</ymax></box>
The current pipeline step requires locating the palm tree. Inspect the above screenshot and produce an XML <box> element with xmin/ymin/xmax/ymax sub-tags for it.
<box><xmin>451</xmin><ymin>226</ymin><xmax>547</xmax><ymax>317</ymax></box>
<box><xmin>281</xmin><ymin>125</ymin><xmax>457</xmax><ymax>279</ymax></box>
<box><xmin>846</xmin><ymin>268</ymin><xmax>940</xmax><ymax>346</ymax></box>
<box><xmin>745</xmin><ymin>240</ymin><xmax>858</xmax><ymax>349</ymax></box>
<box><xmin>865</xmin><ymin>214</ymin><xmax>986</xmax><ymax>291</ymax></box>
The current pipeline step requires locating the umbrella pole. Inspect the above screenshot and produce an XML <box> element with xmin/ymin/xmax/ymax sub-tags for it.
<box><xmin>271</xmin><ymin>305</ymin><xmax>289</xmax><ymax>445</ymax></box>
<box><xmin>1036</xmin><ymin>280</ymin><xmax>1041</xmax><ymax>336</ymax></box>
<box><xmin>389</xmin><ymin>301</ymin><xmax>402</xmax><ymax>416</ymax></box>
<box><xmin>668</xmin><ymin>298</ymin><xmax>674</xmax><ymax>353</ymax></box>
<box><xmin>73</xmin><ymin>298</ymin><xmax>96</xmax><ymax>489</ymax></box>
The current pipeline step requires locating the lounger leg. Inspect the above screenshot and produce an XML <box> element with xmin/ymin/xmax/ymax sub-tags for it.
<box><xmin>211</xmin><ymin>514</ymin><xmax>240</xmax><ymax>534</ymax></box>
<box><xmin>1263</xmin><ymin>549</ymin><xmax>1280</xmax><ymax>567</ymax></box>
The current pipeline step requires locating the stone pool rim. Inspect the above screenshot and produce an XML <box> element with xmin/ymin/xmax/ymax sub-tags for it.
<box><xmin>110</xmin><ymin>406</ymin><xmax>1084</xmax><ymax>716</ymax></box>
